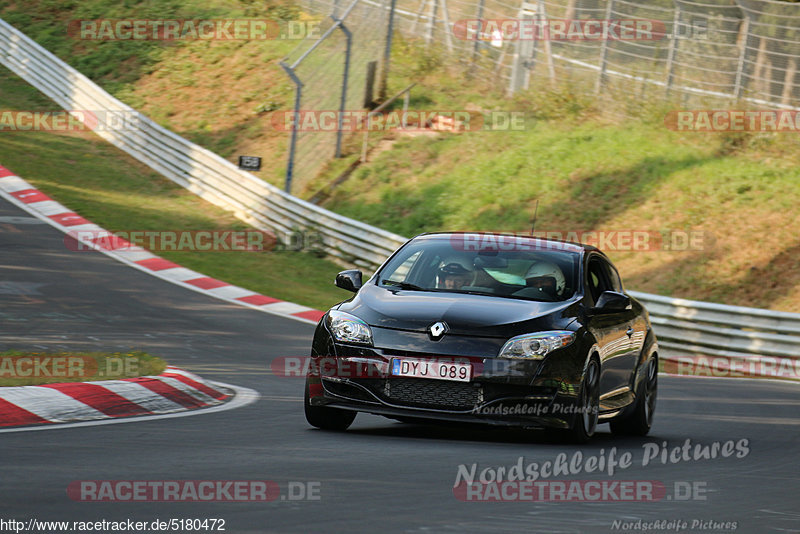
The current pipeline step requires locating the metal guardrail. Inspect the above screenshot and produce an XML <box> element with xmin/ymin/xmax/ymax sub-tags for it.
<box><xmin>0</xmin><ymin>17</ymin><xmax>797</xmax><ymax>370</ymax></box>
<box><xmin>630</xmin><ymin>291</ymin><xmax>800</xmax><ymax>378</ymax></box>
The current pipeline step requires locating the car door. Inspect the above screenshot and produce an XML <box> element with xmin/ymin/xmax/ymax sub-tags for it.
<box><xmin>584</xmin><ymin>254</ymin><xmax>637</xmax><ymax>411</ymax></box>
<box><xmin>606</xmin><ymin>260</ymin><xmax>648</xmax><ymax>369</ymax></box>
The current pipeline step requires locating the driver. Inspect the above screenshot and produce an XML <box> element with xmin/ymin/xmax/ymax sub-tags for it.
<box><xmin>436</xmin><ymin>258</ymin><xmax>475</xmax><ymax>290</ymax></box>
<box><xmin>525</xmin><ymin>261</ymin><xmax>566</xmax><ymax>299</ymax></box>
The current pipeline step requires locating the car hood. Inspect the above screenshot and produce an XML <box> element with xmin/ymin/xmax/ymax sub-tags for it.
<box><xmin>339</xmin><ymin>284</ymin><xmax>578</xmax><ymax>338</ymax></box>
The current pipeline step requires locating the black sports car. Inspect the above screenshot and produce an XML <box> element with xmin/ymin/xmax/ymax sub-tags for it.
<box><xmin>304</xmin><ymin>232</ymin><xmax>658</xmax><ymax>442</ymax></box>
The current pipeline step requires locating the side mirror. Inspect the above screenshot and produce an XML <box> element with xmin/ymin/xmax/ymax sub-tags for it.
<box><xmin>591</xmin><ymin>291</ymin><xmax>631</xmax><ymax>314</ymax></box>
<box><xmin>335</xmin><ymin>270</ymin><xmax>363</xmax><ymax>292</ymax></box>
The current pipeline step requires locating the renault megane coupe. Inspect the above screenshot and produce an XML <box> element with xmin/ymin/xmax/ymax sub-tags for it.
<box><xmin>304</xmin><ymin>232</ymin><xmax>658</xmax><ymax>442</ymax></box>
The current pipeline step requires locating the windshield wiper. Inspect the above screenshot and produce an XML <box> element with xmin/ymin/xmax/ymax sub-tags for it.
<box><xmin>381</xmin><ymin>280</ymin><xmax>426</xmax><ymax>291</ymax></box>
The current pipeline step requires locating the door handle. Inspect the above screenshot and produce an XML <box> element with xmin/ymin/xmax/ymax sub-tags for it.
<box><xmin>626</xmin><ymin>327</ymin><xmax>634</xmax><ymax>337</ymax></box>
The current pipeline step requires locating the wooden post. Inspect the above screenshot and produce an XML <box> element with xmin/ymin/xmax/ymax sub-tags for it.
<box><xmin>664</xmin><ymin>3</ymin><xmax>680</xmax><ymax>96</ymax></box>
<box><xmin>732</xmin><ymin>16</ymin><xmax>751</xmax><ymax>99</ymax></box>
<box><xmin>781</xmin><ymin>57</ymin><xmax>797</xmax><ymax>107</ymax></box>
<box><xmin>594</xmin><ymin>0</ymin><xmax>614</xmax><ymax>94</ymax></box>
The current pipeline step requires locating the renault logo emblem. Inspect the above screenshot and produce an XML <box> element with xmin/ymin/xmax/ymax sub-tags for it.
<box><xmin>429</xmin><ymin>321</ymin><xmax>448</xmax><ymax>339</ymax></box>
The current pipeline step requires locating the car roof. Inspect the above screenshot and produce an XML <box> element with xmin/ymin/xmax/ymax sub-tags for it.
<box><xmin>411</xmin><ymin>231</ymin><xmax>601</xmax><ymax>255</ymax></box>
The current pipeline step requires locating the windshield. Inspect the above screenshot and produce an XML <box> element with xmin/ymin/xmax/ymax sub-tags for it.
<box><xmin>377</xmin><ymin>236</ymin><xmax>581</xmax><ymax>302</ymax></box>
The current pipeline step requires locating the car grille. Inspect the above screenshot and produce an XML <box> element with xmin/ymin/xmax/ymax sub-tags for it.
<box><xmin>383</xmin><ymin>378</ymin><xmax>483</xmax><ymax>411</ymax></box>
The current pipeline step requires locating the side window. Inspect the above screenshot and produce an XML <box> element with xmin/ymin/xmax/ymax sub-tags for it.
<box><xmin>587</xmin><ymin>258</ymin><xmax>609</xmax><ymax>303</ymax></box>
<box><xmin>605</xmin><ymin>263</ymin><xmax>623</xmax><ymax>292</ymax></box>
<box><xmin>587</xmin><ymin>256</ymin><xmax>623</xmax><ymax>303</ymax></box>
<box><xmin>387</xmin><ymin>251</ymin><xmax>422</xmax><ymax>282</ymax></box>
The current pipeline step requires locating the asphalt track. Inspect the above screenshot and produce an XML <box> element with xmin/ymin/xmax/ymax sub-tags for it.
<box><xmin>1</xmin><ymin>194</ymin><xmax>799</xmax><ymax>534</ymax></box>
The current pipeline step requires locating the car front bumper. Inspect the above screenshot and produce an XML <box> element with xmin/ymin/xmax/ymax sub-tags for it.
<box><xmin>307</xmin><ymin>346</ymin><xmax>585</xmax><ymax>430</ymax></box>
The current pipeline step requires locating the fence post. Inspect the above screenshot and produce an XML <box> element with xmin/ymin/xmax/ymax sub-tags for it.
<box><xmin>594</xmin><ymin>0</ymin><xmax>614</xmax><ymax>94</ymax></box>
<box><xmin>280</xmin><ymin>62</ymin><xmax>303</xmax><ymax>194</ymax></box>
<box><xmin>508</xmin><ymin>1</ymin><xmax>539</xmax><ymax>95</ymax></box>
<box><xmin>537</xmin><ymin>0</ymin><xmax>555</xmax><ymax>86</ymax></box>
<box><xmin>781</xmin><ymin>58</ymin><xmax>797</xmax><ymax>107</ymax></box>
<box><xmin>732</xmin><ymin>11</ymin><xmax>751</xmax><ymax>100</ymax></box>
<box><xmin>440</xmin><ymin>0</ymin><xmax>454</xmax><ymax>52</ymax></box>
<box><xmin>664</xmin><ymin>2</ymin><xmax>680</xmax><ymax>96</ymax></box>
<box><xmin>469</xmin><ymin>0</ymin><xmax>486</xmax><ymax>76</ymax></box>
<box><xmin>335</xmin><ymin>19</ymin><xmax>352</xmax><ymax>158</ymax></box>
<box><xmin>426</xmin><ymin>0</ymin><xmax>438</xmax><ymax>45</ymax></box>
<box><xmin>410</xmin><ymin>0</ymin><xmax>427</xmax><ymax>34</ymax></box>
<box><xmin>364</xmin><ymin>60</ymin><xmax>377</xmax><ymax>107</ymax></box>
<box><xmin>378</xmin><ymin>0</ymin><xmax>397</xmax><ymax>101</ymax></box>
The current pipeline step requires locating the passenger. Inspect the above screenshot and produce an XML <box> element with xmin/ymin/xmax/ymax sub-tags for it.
<box><xmin>525</xmin><ymin>261</ymin><xmax>566</xmax><ymax>299</ymax></box>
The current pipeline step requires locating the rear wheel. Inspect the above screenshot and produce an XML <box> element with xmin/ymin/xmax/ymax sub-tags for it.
<box><xmin>610</xmin><ymin>355</ymin><xmax>657</xmax><ymax>436</ymax></box>
<box><xmin>304</xmin><ymin>378</ymin><xmax>356</xmax><ymax>431</ymax></box>
<box><xmin>564</xmin><ymin>358</ymin><xmax>600</xmax><ymax>443</ymax></box>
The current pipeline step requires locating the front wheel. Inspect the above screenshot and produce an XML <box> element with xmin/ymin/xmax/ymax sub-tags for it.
<box><xmin>304</xmin><ymin>378</ymin><xmax>356</xmax><ymax>431</ymax></box>
<box><xmin>563</xmin><ymin>358</ymin><xmax>600</xmax><ymax>443</ymax></box>
<box><xmin>610</xmin><ymin>355</ymin><xmax>657</xmax><ymax>436</ymax></box>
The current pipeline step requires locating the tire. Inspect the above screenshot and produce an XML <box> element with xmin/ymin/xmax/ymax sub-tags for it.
<box><xmin>563</xmin><ymin>358</ymin><xmax>600</xmax><ymax>444</ymax></box>
<box><xmin>304</xmin><ymin>378</ymin><xmax>356</xmax><ymax>431</ymax></box>
<box><xmin>610</xmin><ymin>355</ymin><xmax>657</xmax><ymax>436</ymax></box>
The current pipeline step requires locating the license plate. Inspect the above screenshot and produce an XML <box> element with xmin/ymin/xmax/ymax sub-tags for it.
<box><xmin>391</xmin><ymin>358</ymin><xmax>472</xmax><ymax>382</ymax></box>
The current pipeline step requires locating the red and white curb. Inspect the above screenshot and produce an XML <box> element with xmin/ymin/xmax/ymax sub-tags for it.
<box><xmin>0</xmin><ymin>165</ymin><xmax>326</xmax><ymax>325</ymax></box>
<box><xmin>0</xmin><ymin>366</ymin><xmax>237</xmax><ymax>428</ymax></box>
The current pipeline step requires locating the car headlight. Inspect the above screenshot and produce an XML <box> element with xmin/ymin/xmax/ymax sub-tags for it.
<box><xmin>498</xmin><ymin>331</ymin><xmax>575</xmax><ymax>359</ymax></box>
<box><xmin>326</xmin><ymin>310</ymin><xmax>373</xmax><ymax>345</ymax></box>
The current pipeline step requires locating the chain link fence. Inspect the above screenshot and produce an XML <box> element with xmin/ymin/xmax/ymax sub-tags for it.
<box><xmin>280</xmin><ymin>0</ymin><xmax>391</xmax><ymax>195</ymax></box>
<box><xmin>285</xmin><ymin>0</ymin><xmax>800</xmax><ymax>193</ymax></box>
